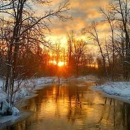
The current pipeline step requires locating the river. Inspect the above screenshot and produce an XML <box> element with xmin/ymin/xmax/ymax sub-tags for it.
<box><xmin>1</xmin><ymin>80</ymin><xmax>130</xmax><ymax>130</ymax></box>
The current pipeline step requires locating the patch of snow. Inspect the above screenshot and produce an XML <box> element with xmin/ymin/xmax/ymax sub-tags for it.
<box><xmin>0</xmin><ymin>90</ymin><xmax>7</xmax><ymax>100</ymax></box>
<box><xmin>94</xmin><ymin>81</ymin><xmax>130</xmax><ymax>101</ymax></box>
<box><xmin>12</xmin><ymin>107</ymin><xmax>19</xmax><ymax>116</ymax></box>
<box><xmin>0</xmin><ymin>99</ymin><xmax>9</xmax><ymax>115</ymax></box>
<box><xmin>0</xmin><ymin>75</ymin><xmax>97</xmax><ymax>120</ymax></box>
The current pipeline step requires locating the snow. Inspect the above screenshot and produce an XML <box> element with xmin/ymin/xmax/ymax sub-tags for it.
<box><xmin>94</xmin><ymin>81</ymin><xmax>130</xmax><ymax>101</ymax></box>
<box><xmin>0</xmin><ymin>76</ymin><xmax>98</xmax><ymax>115</ymax></box>
<box><xmin>0</xmin><ymin>89</ymin><xmax>7</xmax><ymax>100</ymax></box>
<box><xmin>0</xmin><ymin>75</ymin><xmax>96</xmax><ymax>118</ymax></box>
<box><xmin>12</xmin><ymin>77</ymin><xmax>60</xmax><ymax>102</ymax></box>
<box><xmin>0</xmin><ymin>76</ymin><xmax>61</xmax><ymax>127</ymax></box>
<box><xmin>0</xmin><ymin>99</ymin><xmax>9</xmax><ymax>115</ymax></box>
<box><xmin>0</xmin><ymin>76</ymin><xmax>64</xmax><ymax>117</ymax></box>
<box><xmin>11</xmin><ymin>107</ymin><xmax>19</xmax><ymax>116</ymax></box>
<box><xmin>68</xmin><ymin>75</ymin><xmax>99</xmax><ymax>82</ymax></box>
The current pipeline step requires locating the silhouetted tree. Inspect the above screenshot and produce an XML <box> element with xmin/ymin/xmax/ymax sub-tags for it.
<box><xmin>0</xmin><ymin>0</ymin><xmax>70</xmax><ymax>106</ymax></box>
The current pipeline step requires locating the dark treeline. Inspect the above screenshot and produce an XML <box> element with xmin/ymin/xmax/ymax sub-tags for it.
<box><xmin>0</xmin><ymin>35</ymin><xmax>98</xmax><ymax>78</ymax></box>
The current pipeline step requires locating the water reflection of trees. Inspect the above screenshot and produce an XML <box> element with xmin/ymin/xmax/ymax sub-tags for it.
<box><xmin>54</xmin><ymin>82</ymin><xmax>130</xmax><ymax>130</ymax></box>
<box><xmin>97</xmin><ymin>97</ymin><xmax>130</xmax><ymax>130</ymax></box>
<box><xmin>67</xmin><ymin>82</ymin><xmax>83</xmax><ymax>123</ymax></box>
<box><xmin>5</xmin><ymin>83</ymin><xmax>130</xmax><ymax>130</ymax></box>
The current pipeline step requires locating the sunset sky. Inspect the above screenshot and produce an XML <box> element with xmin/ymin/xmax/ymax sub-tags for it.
<box><xmin>44</xmin><ymin>0</ymin><xmax>111</xmax><ymax>44</ymax></box>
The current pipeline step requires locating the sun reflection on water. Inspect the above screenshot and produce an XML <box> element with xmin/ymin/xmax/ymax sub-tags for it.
<box><xmin>10</xmin><ymin>81</ymin><xmax>129</xmax><ymax>130</ymax></box>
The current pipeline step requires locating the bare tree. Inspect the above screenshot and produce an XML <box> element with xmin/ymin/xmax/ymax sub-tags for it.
<box><xmin>0</xmin><ymin>0</ymin><xmax>70</xmax><ymax>106</ymax></box>
<box><xmin>73</xmin><ymin>40</ymin><xmax>87</xmax><ymax>77</ymax></box>
<box><xmin>100</xmin><ymin>7</ymin><xmax>116</xmax><ymax>80</ymax></box>
<box><xmin>83</xmin><ymin>22</ymin><xmax>109</xmax><ymax>78</ymax></box>
<box><xmin>67</xmin><ymin>31</ymin><xmax>88</xmax><ymax>77</ymax></box>
<box><xmin>67</xmin><ymin>31</ymin><xmax>75</xmax><ymax>76</ymax></box>
<box><xmin>110</xmin><ymin>0</ymin><xmax>130</xmax><ymax>79</ymax></box>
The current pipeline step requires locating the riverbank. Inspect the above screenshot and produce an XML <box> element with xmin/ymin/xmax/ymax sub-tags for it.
<box><xmin>1</xmin><ymin>75</ymin><xmax>130</xmax><ymax>128</ymax></box>
<box><xmin>0</xmin><ymin>75</ymin><xmax>97</xmax><ymax>127</ymax></box>
<box><xmin>0</xmin><ymin>76</ymin><xmax>65</xmax><ymax>126</ymax></box>
<box><xmin>2</xmin><ymin>77</ymin><xmax>126</xmax><ymax>130</ymax></box>
<box><xmin>93</xmin><ymin>81</ymin><xmax>130</xmax><ymax>104</ymax></box>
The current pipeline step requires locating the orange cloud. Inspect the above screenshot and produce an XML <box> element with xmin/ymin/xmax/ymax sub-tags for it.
<box><xmin>35</xmin><ymin>0</ymin><xmax>111</xmax><ymax>42</ymax></box>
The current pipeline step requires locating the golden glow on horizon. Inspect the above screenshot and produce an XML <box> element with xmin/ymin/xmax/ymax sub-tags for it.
<box><xmin>50</xmin><ymin>60</ymin><xmax>57</xmax><ymax>65</ymax></box>
<box><xmin>58</xmin><ymin>61</ymin><xmax>64</xmax><ymax>67</ymax></box>
<box><xmin>37</xmin><ymin>0</ymin><xmax>110</xmax><ymax>55</ymax></box>
<box><xmin>43</xmin><ymin>0</ymin><xmax>110</xmax><ymax>45</ymax></box>
<box><xmin>49</xmin><ymin>60</ymin><xmax>66</xmax><ymax>67</ymax></box>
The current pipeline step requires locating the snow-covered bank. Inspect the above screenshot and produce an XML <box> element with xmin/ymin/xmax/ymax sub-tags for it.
<box><xmin>0</xmin><ymin>77</ymin><xmax>66</xmax><ymax>98</ymax></box>
<box><xmin>3</xmin><ymin>75</ymin><xmax>130</xmax><ymax>117</ymax></box>
<box><xmin>68</xmin><ymin>75</ymin><xmax>98</xmax><ymax>82</ymax></box>
<box><xmin>0</xmin><ymin>75</ymin><xmax>98</xmax><ymax>114</ymax></box>
<box><xmin>0</xmin><ymin>76</ymin><xmax>63</xmax><ymax>126</ymax></box>
<box><xmin>94</xmin><ymin>81</ymin><xmax>130</xmax><ymax>103</ymax></box>
<box><xmin>0</xmin><ymin>77</ymin><xmax>62</xmax><ymax>110</ymax></box>
<box><xmin>0</xmin><ymin>75</ymin><xmax>98</xmax><ymax>127</ymax></box>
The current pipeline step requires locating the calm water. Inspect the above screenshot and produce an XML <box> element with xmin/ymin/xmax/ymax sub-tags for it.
<box><xmin>1</xmin><ymin>81</ymin><xmax>130</xmax><ymax>130</ymax></box>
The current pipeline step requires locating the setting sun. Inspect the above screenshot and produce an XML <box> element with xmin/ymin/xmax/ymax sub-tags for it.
<box><xmin>49</xmin><ymin>60</ymin><xmax>66</xmax><ymax>67</ymax></box>
<box><xmin>58</xmin><ymin>61</ymin><xmax>64</xmax><ymax>67</ymax></box>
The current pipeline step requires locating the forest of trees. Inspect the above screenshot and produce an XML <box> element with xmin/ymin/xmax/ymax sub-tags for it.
<box><xmin>1</xmin><ymin>0</ymin><xmax>130</xmax><ymax>106</ymax></box>
<box><xmin>83</xmin><ymin>0</ymin><xmax>130</xmax><ymax>81</ymax></box>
